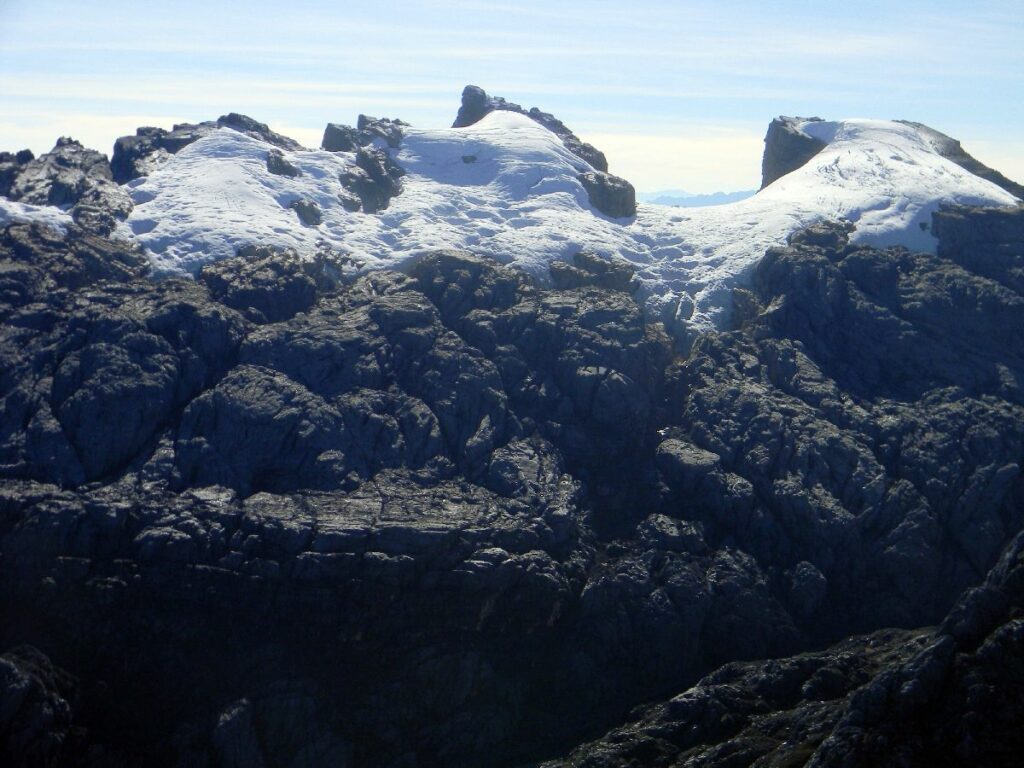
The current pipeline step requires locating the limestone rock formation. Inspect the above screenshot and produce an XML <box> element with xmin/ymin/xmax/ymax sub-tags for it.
<box><xmin>0</xmin><ymin>138</ymin><xmax>133</xmax><ymax>235</ymax></box>
<box><xmin>337</xmin><ymin>147</ymin><xmax>406</xmax><ymax>213</ymax></box>
<box><xmin>111</xmin><ymin>113</ymin><xmax>303</xmax><ymax>183</ymax></box>
<box><xmin>453</xmin><ymin>84</ymin><xmax>610</xmax><ymax>172</ymax></box>
<box><xmin>2</xmin><ymin>92</ymin><xmax>1024</xmax><ymax>767</ymax></box>
<box><xmin>322</xmin><ymin>115</ymin><xmax>407</xmax><ymax>152</ymax></box>
<box><xmin>761</xmin><ymin>115</ymin><xmax>828</xmax><ymax>188</ymax></box>
<box><xmin>578</xmin><ymin>170</ymin><xmax>637</xmax><ymax>218</ymax></box>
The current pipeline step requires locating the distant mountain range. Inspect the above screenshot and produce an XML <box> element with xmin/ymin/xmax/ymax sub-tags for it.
<box><xmin>638</xmin><ymin>189</ymin><xmax>756</xmax><ymax>206</ymax></box>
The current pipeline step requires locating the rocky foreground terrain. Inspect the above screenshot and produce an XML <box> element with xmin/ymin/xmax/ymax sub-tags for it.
<box><xmin>1</xmin><ymin>90</ymin><xmax>1023</xmax><ymax>767</ymax></box>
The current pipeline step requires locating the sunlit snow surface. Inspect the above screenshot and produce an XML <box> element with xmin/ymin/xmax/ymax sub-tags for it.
<box><xmin>0</xmin><ymin>197</ymin><xmax>71</xmax><ymax>233</ymax></box>
<box><xmin>119</xmin><ymin>111</ymin><xmax>1019</xmax><ymax>331</ymax></box>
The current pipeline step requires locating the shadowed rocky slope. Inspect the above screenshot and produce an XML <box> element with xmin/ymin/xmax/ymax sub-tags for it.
<box><xmin>0</xmin><ymin>201</ymin><xmax>1022</xmax><ymax>766</ymax></box>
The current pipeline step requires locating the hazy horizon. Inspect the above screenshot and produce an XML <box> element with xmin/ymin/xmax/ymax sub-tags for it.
<box><xmin>1</xmin><ymin>0</ymin><xmax>1021</xmax><ymax>193</ymax></box>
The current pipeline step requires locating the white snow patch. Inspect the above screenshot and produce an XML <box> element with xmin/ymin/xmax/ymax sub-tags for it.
<box><xmin>0</xmin><ymin>197</ymin><xmax>72</xmax><ymax>233</ymax></box>
<box><xmin>119</xmin><ymin>111</ymin><xmax>1020</xmax><ymax>332</ymax></box>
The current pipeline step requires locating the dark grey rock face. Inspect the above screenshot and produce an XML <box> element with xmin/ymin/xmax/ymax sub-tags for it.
<box><xmin>265</xmin><ymin>149</ymin><xmax>301</xmax><ymax>178</ymax></box>
<box><xmin>111</xmin><ymin>124</ymin><xmax>209</xmax><ymax>182</ymax></box>
<box><xmin>0</xmin><ymin>226</ymin><xmax>244</xmax><ymax>484</ymax></box>
<box><xmin>288</xmin><ymin>198</ymin><xmax>322</xmax><ymax>225</ymax></box>
<box><xmin>2</xmin><ymin>202</ymin><xmax>1024</xmax><ymax>767</ymax></box>
<box><xmin>217</xmin><ymin>113</ymin><xmax>303</xmax><ymax>151</ymax></box>
<box><xmin>537</xmin><ymin>214</ymin><xmax>1024</xmax><ymax>767</ymax></box>
<box><xmin>338</xmin><ymin>147</ymin><xmax>406</xmax><ymax>213</ymax></box>
<box><xmin>453</xmin><ymin>85</ymin><xmax>491</xmax><ymax>129</ymax></box>
<box><xmin>0</xmin><ymin>150</ymin><xmax>35</xmax><ymax>198</ymax></box>
<box><xmin>111</xmin><ymin>114</ymin><xmax>303</xmax><ymax>183</ymax></box>
<box><xmin>933</xmin><ymin>203</ymin><xmax>1024</xmax><ymax>294</ymax></box>
<box><xmin>550</xmin><ymin>251</ymin><xmax>636</xmax><ymax>292</ymax></box>
<box><xmin>198</xmin><ymin>245</ymin><xmax>335</xmax><ymax>324</ymax></box>
<box><xmin>321</xmin><ymin>115</ymin><xmax>407</xmax><ymax>153</ymax></box>
<box><xmin>577</xmin><ymin>171</ymin><xmax>637</xmax><ymax>218</ymax></box>
<box><xmin>761</xmin><ymin>116</ymin><xmax>828</xmax><ymax>189</ymax></box>
<box><xmin>543</xmin><ymin>531</ymin><xmax>1024</xmax><ymax>768</ymax></box>
<box><xmin>322</xmin><ymin>122</ymin><xmax>361</xmax><ymax>152</ymax></box>
<box><xmin>453</xmin><ymin>85</ymin><xmax>610</xmax><ymax>172</ymax></box>
<box><xmin>0</xmin><ymin>138</ymin><xmax>133</xmax><ymax>235</ymax></box>
<box><xmin>356</xmin><ymin>114</ymin><xmax>407</xmax><ymax>148</ymax></box>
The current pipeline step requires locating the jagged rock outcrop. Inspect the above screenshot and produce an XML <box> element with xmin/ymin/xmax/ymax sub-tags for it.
<box><xmin>933</xmin><ymin>203</ymin><xmax>1024</xmax><ymax>294</ymax></box>
<box><xmin>543</xmin><ymin>529</ymin><xmax>1024</xmax><ymax>768</ymax></box>
<box><xmin>550</xmin><ymin>251</ymin><xmax>637</xmax><ymax>292</ymax></box>
<box><xmin>453</xmin><ymin>84</ymin><xmax>610</xmax><ymax>172</ymax></box>
<box><xmin>197</xmin><ymin>245</ymin><xmax>340</xmax><ymax>324</ymax></box>
<box><xmin>2</xmin><ymin>199</ymin><xmax>1024</xmax><ymax>766</ymax></box>
<box><xmin>0</xmin><ymin>150</ymin><xmax>35</xmax><ymax>198</ymax></box>
<box><xmin>322</xmin><ymin>114</ymin><xmax>407</xmax><ymax>152</ymax></box>
<box><xmin>578</xmin><ymin>170</ymin><xmax>637</xmax><ymax>218</ymax></box>
<box><xmin>322</xmin><ymin>122</ymin><xmax>361</xmax><ymax>152</ymax></box>
<box><xmin>0</xmin><ymin>138</ymin><xmax>133</xmax><ymax>235</ymax></box>
<box><xmin>761</xmin><ymin>115</ymin><xmax>828</xmax><ymax>189</ymax></box>
<box><xmin>110</xmin><ymin>113</ymin><xmax>303</xmax><ymax>183</ymax></box>
<box><xmin>338</xmin><ymin>147</ymin><xmax>406</xmax><ymax>213</ymax></box>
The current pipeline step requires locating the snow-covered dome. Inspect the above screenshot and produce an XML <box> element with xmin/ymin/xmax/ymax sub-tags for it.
<box><xmin>11</xmin><ymin>109</ymin><xmax>1019</xmax><ymax>332</ymax></box>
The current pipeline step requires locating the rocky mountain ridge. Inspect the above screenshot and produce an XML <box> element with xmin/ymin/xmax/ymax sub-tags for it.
<box><xmin>1</xmin><ymin>89</ymin><xmax>1023</xmax><ymax>767</ymax></box>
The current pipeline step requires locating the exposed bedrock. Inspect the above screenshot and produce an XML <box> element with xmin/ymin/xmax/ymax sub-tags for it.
<box><xmin>322</xmin><ymin>115</ymin><xmax>407</xmax><ymax>153</ymax></box>
<box><xmin>761</xmin><ymin>115</ymin><xmax>828</xmax><ymax>189</ymax></box>
<box><xmin>337</xmin><ymin>147</ymin><xmax>406</xmax><ymax>213</ymax></box>
<box><xmin>1</xmin><ymin>206</ymin><xmax>1024</xmax><ymax>765</ymax></box>
<box><xmin>932</xmin><ymin>202</ymin><xmax>1024</xmax><ymax>294</ymax></box>
<box><xmin>0</xmin><ymin>138</ymin><xmax>133</xmax><ymax>235</ymax></box>
<box><xmin>453</xmin><ymin>84</ymin><xmax>610</xmax><ymax>173</ymax></box>
<box><xmin>543</xmin><ymin>530</ymin><xmax>1024</xmax><ymax>768</ymax></box>
<box><xmin>0</xmin><ymin>150</ymin><xmax>36</xmax><ymax>198</ymax></box>
<box><xmin>110</xmin><ymin>113</ymin><xmax>303</xmax><ymax>183</ymax></box>
<box><xmin>578</xmin><ymin>171</ymin><xmax>637</xmax><ymax>218</ymax></box>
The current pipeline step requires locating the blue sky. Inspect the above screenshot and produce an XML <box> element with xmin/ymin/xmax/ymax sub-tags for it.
<box><xmin>1</xmin><ymin>0</ymin><xmax>1021</xmax><ymax>192</ymax></box>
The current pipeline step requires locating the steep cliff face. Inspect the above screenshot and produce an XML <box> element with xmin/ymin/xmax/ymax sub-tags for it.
<box><xmin>761</xmin><ymin>115</ymin><xmax>828</xmax><ymax>188</ymax></box>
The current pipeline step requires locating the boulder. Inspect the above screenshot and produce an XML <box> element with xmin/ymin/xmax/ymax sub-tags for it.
<box><xmin>321</xmin><ymin>122</ymin><xmax>360</xmax><ymax>152</ymax></box>
<box><xmin>288</xmin><ymin>198</ymin><xmax>322</xmax><ymax>226</ymax></box>
<box><xmin>265</xmin><ymin>149</ymin><xmax>301</xmax><ymax>178</ymax></box>
<box><xmin>578</xmin><ymin>170</ymin><xmax>637</xmax><ymax>218</ymax></box>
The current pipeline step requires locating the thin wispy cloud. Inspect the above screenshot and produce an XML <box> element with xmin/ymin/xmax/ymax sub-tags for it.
<box><xmin>1</xmin><ymin>0</ymin><xmax>1021</xmax><ymax>192</ymax></box>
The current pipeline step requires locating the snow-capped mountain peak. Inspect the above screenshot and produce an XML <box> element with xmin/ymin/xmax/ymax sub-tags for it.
<box><xmin>3</xmin><ymin>97</ymin><xmax>1020</xmax><ymax>335</ymax></box>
